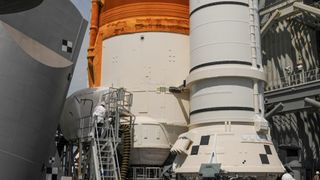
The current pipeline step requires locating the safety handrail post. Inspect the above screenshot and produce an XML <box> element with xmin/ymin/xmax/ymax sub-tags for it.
<box><xmin>269</xmin><ymin>67</ymin><xmax>320</xmax><ymax>91</ymax></box>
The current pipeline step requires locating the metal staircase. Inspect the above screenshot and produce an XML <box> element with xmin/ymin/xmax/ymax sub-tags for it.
<box><xmin>75</xmin><ymin>88</ymin><xmax>133</xmax><ymax>180</ymax></box>
<box><xmin>92</xmin><ymin>88</ymin><xmax>133</xmax><ymax>180</ymax></box>
<box><xmin>93</xmin><ymin>123</ymin><xmax>120</xmax><ymax>180</ymax></box>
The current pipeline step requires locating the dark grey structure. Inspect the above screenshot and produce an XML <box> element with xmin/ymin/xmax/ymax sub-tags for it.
<box><xmin>0</xmin><ymin>0</ymin><xmax>87</xmax><ymax>179</ymax></box>
<box><xmin>261</xmin><ymin>0</ymin><xmax>320</xmax><ymax>179</ymax></box>
<box><xmin>0</xmin><ymin>0</ymin><xmax>43</xmax><ymax>14</ymax></box>
<box><xmin>262</xmin><ymin>0</ymin><xmax>320</xmax><ymax>7</ymax></box>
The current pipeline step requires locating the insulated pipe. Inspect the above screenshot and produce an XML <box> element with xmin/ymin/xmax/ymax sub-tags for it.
<box><xmin>88</xmin><ymin>0</ymin><xmax>100</xmax><ymax>51</ymax></box>
<box><xmin>120</xmin><ymin>124</ymin><xmax>131</xmax><ymax>180</ymax></box>
<box><xmin>87</xmin><ymin>0</ymin><xmax>101</xmax><ymax>86</ymax></box>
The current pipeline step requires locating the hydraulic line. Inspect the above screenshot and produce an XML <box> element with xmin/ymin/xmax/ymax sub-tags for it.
<box><xmin>120</xmin><ymin>124</ymin><xmax>131</xmax><ymax>180</ymax></box>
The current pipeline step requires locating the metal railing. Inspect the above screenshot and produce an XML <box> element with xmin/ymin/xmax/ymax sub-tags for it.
<box><xmin>128</xmin><ymin>167</ymin><xmax>164</xmax><ymax>180</ymax></box>
<box><xmin>94</xmin><ymin>122</ymin><xmax>121</xmax><ymax>180</ymax></box>
<box><xmin>102</xmin><ymin>88</ymin><xmax>133</xmax><ymax>115</ymax></box>
<box><xmin>94</xmin><ymin>123</ymin><xmax>105</xmax><ymax>180</ymax></box>
<box><xmin>109</xmin><ymin>125</ymin><xmax>121</xmax><ymax>180</ymax></box>
<box><xmin>267</xmin><ymin>67</ymin><xmax>320</xmax><ymax>91</ymax></box>
<box><xmin>101</xmin><ymin>88</ymin><xmax>134</xmax><ymax>145</ymax></box>
<box><xmin>76</xmin><ymin>87</ymin><xmax>134</xmax><ymax>180</ymax></box>
<box><xmin>79</xmin><ymin>116</ymin><xmax>93</xmax><ymax>140</ymax></box>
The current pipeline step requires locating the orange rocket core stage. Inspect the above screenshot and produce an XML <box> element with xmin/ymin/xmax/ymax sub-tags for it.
<box><xmin>87</xmin><ymin>0</ymin><xmax>189</xmax><ymax>87</ymax></box>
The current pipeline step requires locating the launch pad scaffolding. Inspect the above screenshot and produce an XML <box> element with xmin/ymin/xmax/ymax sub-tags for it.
<box><xmin>128</xmin><ymin>167</ymin><xmax>164</xmax><ymax>180</ymax></box>
<box><xmin>60</xmin><ymin>88</ymin><xmax>135</xmax><ymax>180</ymax></box>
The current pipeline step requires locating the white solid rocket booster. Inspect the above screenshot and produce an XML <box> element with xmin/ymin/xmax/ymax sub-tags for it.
<box><xmin>172</xmin><ymin>0</ymin><xmax>284</xmax><ymax>177</ymax></box>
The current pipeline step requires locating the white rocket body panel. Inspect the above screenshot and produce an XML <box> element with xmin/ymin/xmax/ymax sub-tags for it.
<box><xmin>190</xmin><ymin>4</ymin><xmax>251</xmax><ymax>67</ymax></box>
<box><xmin>101</xmin><ymin>32</ymin><xmax>189</xmax><ymax>165</ymax></box>
<box><xmin>102</xmin><ymin>32</ymin><xmax>189</xmax><ymax>125</ymax></box>
<box><xmin>131</xmin><ymin>117</ymin><xmax>187</xmax><ymax>165</ymax></box>
<box><xmin>172</xmin><ymin>0</ymin><xmax>284</xmax><ymax>176</ymax></box>
<box><xmin>101</xmin><ymin>33</ymin><xmax>189</xmax><ymax>92</ymax></box>
<box><xmin>190</xmin><ymin>77</ymin><xmax>254</xmax><ymax>124</ymax></box>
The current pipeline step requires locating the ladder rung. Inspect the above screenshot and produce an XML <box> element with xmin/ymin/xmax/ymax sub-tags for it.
<box><xmin>100</xmin><ymin>160</ymin><xmax>113</xmax><ymax>162</ymax></box>
<box><xmin>101</xmin><ymin>169</ymin><xmax>115</xmax><ymax>172</ymax></box>
<box><xmin>97</xmin><ymin>139</ymin><xmax>109</xmax><ymax>142</ymax></box>
<box><xmin>101</xmin><ymin>163</ymin><xmax>113</xmax><ymax>165</ymax></box>
<box><xmin>101</xmin><ymin>171</ymin><xmax>115</xmax><ymax>173</ymax></box>
<box><xmin>101</xmin><ymin>164</ymin><xmax>114</xmax><ymax>166</ymax></box>
<box><xmin>100</xmin><ymin>151</ymin><xmax>112</xmax><ymax>153</ymax></box>
<box><xmin>101</xmin><ymin>156</ymin><xmax>112</xmax><ymax>158</ymax></box>
<box><xmin>99</xmin><ymin>145</ymin><xmax>111</xmax><ymax>148</ymax></box>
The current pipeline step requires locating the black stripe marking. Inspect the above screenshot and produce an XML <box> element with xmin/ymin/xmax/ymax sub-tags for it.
<box><xmin>190</xmin><ymin>107</ymin><xmax>254</xmax><ymax>115</ymax></box>
<box><xmin>260</xmin><ymin>154</ymin><xmax>270</xmax><ymax>164</ymax></box>
<box><xmin>67</xmin><ymin>47</ymin><xmax>72</xmax><ymax>53</ymax></box>
<box><xmin>200</xmin><ymin>135</ymin><xmax>210</xmax><ymax>145</ymax></box>
<box><xmin>62</xmin><ymin>39</ymin><xmax>68</xmax><ymax>45</ymax></box>
<box><xmin>264</xmin><ymin>145</ymin><xmax>272</xmax><ymax>155</ymax></box>
<box><xmin>190</xmin><ymin>61</ymin><xmax>252</xmax><ymax>73</ymax></box>
<box><xmin>190</xmin><ymin>1</ymin><xmax>249</xmax><ymax>17</ymax></box>
<box><xmin>191</xmin><ymin>145</ymin><xmax>199</xmax><ymax>155</ymax></box>
<box><xmin>46</xmin><ymin>167</ymin><xmax>52</xmax><ymax>174</ymax></box>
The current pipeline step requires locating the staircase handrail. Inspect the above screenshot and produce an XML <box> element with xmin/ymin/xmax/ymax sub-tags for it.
<box><xmin>94</xmin><ymin>121</ymin><xmax>105</xmax><ymax>180</ymax></box>
<box><xmin>110</xmin><ymin>125</ymin><xmax>121</xmax><ymax>180</ymax></box>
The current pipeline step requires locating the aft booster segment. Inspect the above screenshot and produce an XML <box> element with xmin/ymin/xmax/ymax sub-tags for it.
<box><xmin>172</xmin><ymin>0</ymin><xmax>284</xmax><ymax>178</ymax></box>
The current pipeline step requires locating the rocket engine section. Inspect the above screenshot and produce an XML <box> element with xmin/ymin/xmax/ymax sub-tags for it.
<box><xmin>88</xmin><ymin>0</ymin><xmax>190</xmax><ymax>166</ymax></box>
<box><xmin>172</xmin><ymin>0</ymin><xmax>284</xmax><ymax>178</ymax></box>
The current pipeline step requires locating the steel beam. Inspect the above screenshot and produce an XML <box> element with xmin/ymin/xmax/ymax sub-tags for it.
<box><xmin>265</xmin><ymin>80</ymin><xmax>320</xmax><ymax>113</ymax></box>
<box><xmin>261</xmin><ymin>10</ymin><xmax>281</xmax><ymax>38</ymax></box>
<box><xmin>305</xmin><ymin>97</ymin><xmax>320</xmax><ymax>109</ymax></box>
<box><xmin>259</xmin><ymin>0</ymin><xmax>320</xmax><ymax>36</ymax></box>
<box><xmin>293</xmin><ymin>2</ymin><xmax>320</xmax><ymax>16</ymax></box>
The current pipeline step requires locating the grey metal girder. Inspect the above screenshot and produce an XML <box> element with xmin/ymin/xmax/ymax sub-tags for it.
<box><xmin>265</xmin><ymin>80</ymin><xmax>320</xmax><ymax>113</ymax></box>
